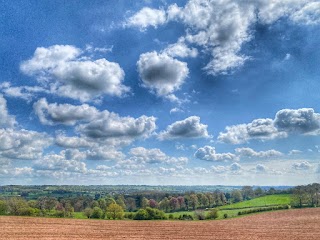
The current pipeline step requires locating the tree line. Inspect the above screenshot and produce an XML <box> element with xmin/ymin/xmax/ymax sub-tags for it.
<box><xmin>0</xmin><ymin>184</ymin><xmax>299</xmax><ymax>220</ymax></box>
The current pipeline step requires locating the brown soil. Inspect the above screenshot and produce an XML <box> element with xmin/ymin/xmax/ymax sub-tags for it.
<box><xmin>1</xmin><ymin>208</ymin><xmax>320</xmax><ymax>240</ymax></box>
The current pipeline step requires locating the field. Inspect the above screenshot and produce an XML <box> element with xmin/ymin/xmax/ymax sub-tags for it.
<box><xmin>1</xmin><ymin>208</ymin><xmax>320</xmax><ymax>240</ymax></box>
<box><xmin>219</xmin><ymin>194</ymin><xmax>292</xmax><ymax>210</ymax></box>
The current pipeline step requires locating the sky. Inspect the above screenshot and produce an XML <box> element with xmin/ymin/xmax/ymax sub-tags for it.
<box><xmin>0</xmin><ymin>0</ymin><xmax>320</xmax><ymax>186</ymax></box>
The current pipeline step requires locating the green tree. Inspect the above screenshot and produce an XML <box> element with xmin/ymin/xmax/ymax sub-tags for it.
<box><xmin>189</xmin><ymin>194</ymin><xmax>198</xmax><ymax>210</ymax></box>
<box><xmin>206</xmin><ymin>209</ymin><xmax>219</xmax><ymax>220</ymax></box>
<box><xmin>106</xmin><ymin>203</ymin><xmax>124</xmax><ymax>220</ymax></box>
<box><xmin>231</xmin><ymin>190</ymin><xmax>243</xmax><ymax>203</ymax></box>
<box><xmin>0</xmin><ymin>200</ymin><xmax>8</xmax><ymax>215</ymax></box>
<box><xmin>83</xmin><ymin>208</ymin><xmax>93</xmax><ymax>218</ymax></box>
<box><xmin>91</xmin><ymin>206</ymin><xmax>103</xmax><ymax>219</ymax></box>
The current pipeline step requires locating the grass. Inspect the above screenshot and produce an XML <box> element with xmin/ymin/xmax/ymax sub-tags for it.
<box><xmin>219</xmin><ymin>194</ymin><xmax>292</xmax><ymax>210</ymax></box>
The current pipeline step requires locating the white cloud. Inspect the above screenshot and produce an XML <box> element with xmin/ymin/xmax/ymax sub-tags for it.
<box><xmin>77</xmin><ymin>111</ymin><xmax>156</xmax><ymax>141</ymax></box>
<box><xmin>292</xmin><ymin>161</ymin><xmax>312</xmax><ymax>170</ymax></box>
<box><xmin>194</xmin><ymin>146</ymin><xmax>238</xmax><ymax>161</ymax></box>
<box><xmin>255</xmin><ymin>164</ymin><xmax>267</xmax><ymax>173</ymax></box>
<box><xmin>230</xmin><ymin>162</ymin><xmax>242</xmax><ymax>171</ymax></box>
<box><xmin>20</xmin><ymin>45</ymin><xmax>129</xmax><ymax>102</ymax></box>
<box><xmin>34</xmin><ymin>152</ymin><xmax>87</xmax><ymax>173</ymax></box>
<box><xmin>218</xmin><ymin>118</ymin><xmax>286</xmax><ymax>144</ymax></box>
<box><xmin>126</xmin><ymin>7</ymin><xmax>167</xmax><ymax>30</ymax></box>
<box><xmin>235</xmin><ymin>147</ymin><xmax>283</xmax><ymax>159</ymax></box>
<box><xmin>0</xmin><ymin>95</ymin><xmax>16</xmax><ymax>128</ymax></box>
<box><xmin>137</xmin><ymin>51</ymin><xmax>189</xmax><ymax>100</ymax></box>
<box><xmin>34</xmin><ymin>98</ymin><xmax>99</xmax><ymax>126</ymax></box>
<box><xmin>159</xmin><ymin>116</ymin><xmax>209</xmax><ymax>140</ymax></box>
<box><xmin>162</xmin><ymin>40</ymin><xmax>198</xmax><ymax>58</ymax></box>
<box><xmin>219</xmin><ymin>108</ymin><xmax>320</xmax><ymax>144</ymax></box>
<box><xmin>0</xmin><ymin>128</ymin><xmax>51</xmax><ymax>160</ymax></box>
<box><xmin>290</xmin><ymin>2</ymin><xmax>320</xmax><ymax>25</ymax></box>
<box><xmin>289</xmin><ymin>149</ymin><xmax>302</xmax><ymax>155</ymax></box>
<box><xmin>129</xmin><ymin>0</ymin><xmax>320</xmax><ymax>75</ymax></box>
<box><xmin>129</xmin><ymin>147</ymin><xmax>188</xmax><ymax>165</ymax></box>
<box><xmin>274</xmin><ymin>108</ymin><xmax>320</xmax><ymax>134</ymax></box>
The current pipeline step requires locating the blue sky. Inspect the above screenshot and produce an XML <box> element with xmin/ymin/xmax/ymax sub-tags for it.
<box><xmin>1</xmin><ymin>0</ymin><xmax>320</xmax><ymax>185</ymax></box>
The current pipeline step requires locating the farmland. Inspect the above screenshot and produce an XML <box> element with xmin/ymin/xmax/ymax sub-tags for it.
<box><xmin>1</xmin><ymin>208</ymin><xmax>320</xmax><ymax>240</ymax></box>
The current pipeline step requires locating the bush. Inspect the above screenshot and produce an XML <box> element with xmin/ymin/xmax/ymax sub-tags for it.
<box><xmin>91</xmin><ymin>207</ymin><xmax>103</xmax><ymax>219</ymax></box>
<box><xmin>223</xmin><ymin>213</ymin><xmax>228</xmax><ymax>219</ymax></box>
<box><xmin>194</xmin><ymin>210</ymin><xmax>206</xmax><ymax>220</ymax></box>
<box><xmin>134</xmin><ymin>209</ymin><xmax>148</xmax><ymax>220</ymax></box>
<box><xmin>178</xmin><ymin>214</ymin><xmax>194</xmax><ymax>220</ymax></box>
<box><xmin>168</xmin><ymin>214</ymin><xmax>174</xmax><ymax>219</ymax></box>
<box><xmin>134</xmin><ymin>208</ymin><xmax>167</xmax><ymax>220</ymax></box>
<box><xmin>206</xmin><ymin>209</ymin><xmax>219</xmax><ymax>220</ymax></box>
<box><xmin>124</xmin><ymin>212</ymin><xmax>134</xmax><ymax>219</ymax></box>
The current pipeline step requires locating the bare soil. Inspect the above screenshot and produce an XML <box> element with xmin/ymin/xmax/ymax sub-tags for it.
<box><xmin>1</xmin><ymin>208</ymin><xmax>320</xmax><ymax>240</ymax></box>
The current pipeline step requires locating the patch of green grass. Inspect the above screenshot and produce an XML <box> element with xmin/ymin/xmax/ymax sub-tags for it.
<box><xmin>219</xmin><ymin>194</ymin><xmax>292</xmax><ymax>210</ymax></box>
<box><xmin>73</xmin><ymin>212</ymin><xmax>87</xmax><ymax>219</ymax></box>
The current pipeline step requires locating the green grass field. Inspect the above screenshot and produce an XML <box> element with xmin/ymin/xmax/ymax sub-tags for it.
<box><xmin>219</xmin><ymin>194</ymin><xmax>292</xmax><ymax>210</ymax></box>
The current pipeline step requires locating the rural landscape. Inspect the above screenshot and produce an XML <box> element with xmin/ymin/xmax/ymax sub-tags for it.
<box><xmin>1</xmin><ymin>0</ymin><xmax>320</xmax><ymax>239</ymax></box>
<box><xmin>1</xmin><ymin>183</ymin><xmax>320</xmax><ymax>239</ymax></box>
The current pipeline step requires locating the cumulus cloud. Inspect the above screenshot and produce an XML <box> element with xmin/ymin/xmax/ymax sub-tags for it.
<box><xmin>137</xmin><ymin>51</ymin><xmax>189</xmax><ymax>100</ymax></box>
<box><xmin>129</xmin><ymin>147</ymin><xmax>188</xmax><ymax>165</ymax></box>
<box><xmin>162</xmin><ymin>41</ymin><xmax>198</xmax><ymax>58</ymax></box>
<box><xmin>235</xmin><ymin>147</ymin><xmax>283</xmax><ymax>159</ymax></box>
<box><xmin>33</xmin><ymin>99</ymin><xmax>157</xmax><ymax>147</ymax></box>
<box><xmin>159</xmin><ymin>116</ymin><xmax>209</xmax><ymax>140</ymax></box>
<box><xmin>219</xmin><ymin>108</ymin><xmax>320</xmax><ymax>144</ymax></box>
<box><xmin>126</xmin><ymin>7</ymin><xmax>167</xmax><ymax>30</ymax></box>
<box><xmin>292</xmin><ymin>161</ymin><xmax>312</xmax><ymax>170</ymax></box>
<box><xmin>255</xmin><ymin>164</ymin><xmax>267</xmax><ymax>173</ymax></box>
<box><xmin>0</xmin><ymin>128</ymin><xmax>51</xmax><ymax>160</ymax></box>
<box><xmin>194</xmin><ymin>146</ymin><xmax>238</xmax><ymax>161</ymax></box>
<box><xmin>129</xmin><ymin>0</ymin><xmax>320</xmax><ymax>75</ymax></box>
<box><xmin>230</xmin><ymin>162</ymin><xmax>242</xmax><ymax>171</ymax></box>
<box><xmin>274</xmin><ymin>108</ymin><xmax>320</xmax><ymax>134</ymax></box>
<box><xmin>0</xmin><ymin>95</ymin><xmax>16</xmax><ymax>128</ymax></box>
<box><xmin>77</xmin><ymin>111</ymin><xmax>156</xmax><ymax>141</ymax></box>
<box><xmin>34</xmin><ymin>98</ymin><xmax>99</xmax><ymax>126</ymax></box>
<box><xmin>33</xmin><ymin>152</ymin><xmax>87</xmax><ymax>173</ymax></box>
<box><xmin>218</xmin><ymin>118</ymin><xmax>286</xmax><ymax>144</ymax></box>
<box><xmin>20</xmin><ymin>45</ymin><xmax>129</xmax><ymax>102</ymax></box>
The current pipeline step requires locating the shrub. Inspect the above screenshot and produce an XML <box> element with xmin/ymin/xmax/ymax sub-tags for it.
<box><xmin>223</xmin><ymin>213</ymin><xmax>228</xmax><ymax>219</ymax></box>
<box><xmin>91</xmin><ymin>207</ymin><xmax>103</xmax><ymax>219</ymax></box>
<box><xmin>194</xmin><ymin>210</ymin><xmax>206</xmax><ymax>220</ymax></box>
<box><xmin>168</xmin><ymin>214</ymin><xmax>174</xmax><ymax>219</ymax></box>
<box><xmin>134</xmin><ymin>209</ymin><xmax>148</xmax><ymax>220</ymax></box>
<box><xmin>178</xmin><ymin>214</ymin><xmax>194</xmax><ymax>220</ymax></box>
<box><xmin>206</xmin><ymin>209</ymin><xmax>219</xmax><ymax>220</ymax></box>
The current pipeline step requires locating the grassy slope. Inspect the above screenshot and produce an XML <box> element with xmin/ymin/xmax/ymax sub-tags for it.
<box><xmin>219</xmin><ymin>194</ymin><xmax>292</xmax><ymax>210</ymax></box>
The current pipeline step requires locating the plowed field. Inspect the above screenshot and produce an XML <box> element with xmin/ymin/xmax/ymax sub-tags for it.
<box><xmin>1</xmin><ymin>208</ymin><xmax>320</xmax><ymax>240</ymax></box>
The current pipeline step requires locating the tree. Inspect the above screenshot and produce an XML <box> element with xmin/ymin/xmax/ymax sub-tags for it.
<box><xmin>169</xmin><ymin>197</ymin><xmax>179</xmax><ymax>211</ymax></box>
<box><xmin>0</xmin><ymin>200</ymin><xmax>8</xmax><ymax>215</ymax></box>
<box><xmin>125</xmin><ymin>197</ymin><xmax>136</xmax><ymax>212</ymax></box>
<box><xmin>115</xmin><ymin>196</ymin><xmax>126</xmax><ymax>210</ymax></box>
<box><xmin>159</xmin><ymin>197</ymin><xmax>170</xmax><ymax>212</ymax></box>
<box><xmin>83</xmin><ymin>208</ymin><xmax>93</xmax><ymax>218</ymax></box>
<box><xmin>134</xmin><ymin>209</ymin><xmax>148</xmax><ymax>220</ymax></box>
<box><xmin>177</xmin><ymin>196</ymin><xmax>185</xmax><ymax>210</ymax></box>
<box><xmin>149</xmin><ymin>199</ymin><xmax>158</xmax><ymax>208</ymax></box>
<box><xmin>91</xmin><ymin>206</ymin><xmax>103</xmax><ymax>219</ymax></box>
<box><xmin>189</xmin><ymin>194</ymin><xmax>198</xmax><ymax>210</ymax></box>
<box><xmin>254</xmin><ymin>187</ymin><xmax>264</xmax><ymax>197</ymax></box>
<box><xmin>141</xmin><ymin>197</ymin><xmax>149</xmax><ymax>209</ymax></box>
<box><xmin>231</xmin><ymin>190</ymin><xmax>243</xmax><ymax>203</ymax></box>
<box><xmin>242</xmin><ymin>186</ymin><xmax>255</xmax><ymax>200</ymax></box>
<box><xmin>106</xmin><ymin>203</ymin><xmax>124</xmax><ymax>220</ymax></box>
